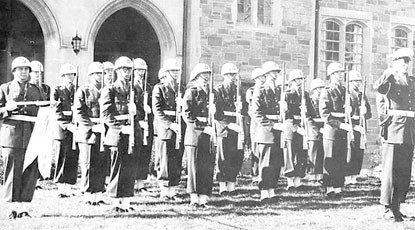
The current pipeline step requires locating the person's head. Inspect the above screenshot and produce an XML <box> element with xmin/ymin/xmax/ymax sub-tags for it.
<box><xmin>326</xmin><ymin>62</ymin><xmax>345</xmax><ymax>86</ymax></box>
<box><xmin>221</xmin><ymin>63</ymin><xmax>239</xmax><ymax>85</ymax></box>
<box><xmin>29</xmin><ymin>60</ymin><xmax>43</xmax><ymax>84</ymax></box>
<box><xmin>88</xmin><ymin>62</ymin><xmax>104</xmax><ymax>87</ymax></box>
<box><xmin>59</xmin><ymin>63</ymin><xmax>76</xmax><ymax>86</ymax></box>
<box><xmin>262</xmin><ymin>61</ymin><xmax>281</xmax><ymax>82</ymax></box>
<box><xmin>288</xmin><ymin>69</ymin><xmax>304</xmax><ymax>89</ymax></box>
<box><xmin>310</xmin><ymin>78</ymin><xmax>325</xmax><ymax>98</ymax></box>
<box><xmin>190</xmin><ymin>63</ymin><xmax>211</xmax><ymax>89</ymax></box>
<box><xmin>348</xmin><ymin>70</ymin><xmax>362</xmax><ymax>91</ymax></box>
<box><xmin>163</xmin><ymin>58</ymin><xmax>181</xmax><ymax>82</ymax></box>
<box><xmin>11</xmin><ymin>57</ymin><xmax>31</xmax><ymax>83</ymax></box>
<box><xmin>133</xmin><ymin>58</ymin><xmax>148</xmax><ymax>82</ymax></box>
<box><xmin>114</xmin><ymin>56</ymin><xmax>133</xmax><ymax>82</ymax></box>
<box><xmin>391</xmin><ymin>48</ymin><xmax>413</xmax><ymax>74</ymax></box>
<box><xmin>251</xmin><ymin>68</ymin><xmax>265</xmax><ymax>85</ymax></box>
<box><xmin>103</xmin><ymin>61</ymin><xmax>114</xmax><ymax>85</ymax></box>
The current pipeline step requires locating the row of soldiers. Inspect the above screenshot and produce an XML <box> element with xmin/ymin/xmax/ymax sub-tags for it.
<box><xmin>0</xmin><ymin>47</ymin><xmax>413</xmax><ymax>222</ymax></box>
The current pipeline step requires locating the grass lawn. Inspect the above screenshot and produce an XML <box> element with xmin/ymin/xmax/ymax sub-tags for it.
<box><xmin>0</xmin><ymin>176</ymin><xmax>414</xmax><ymax>230</ymax></box>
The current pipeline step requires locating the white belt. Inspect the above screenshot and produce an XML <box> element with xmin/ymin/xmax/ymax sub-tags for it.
<box><xmin>6</xmin><ymin>115</ymin><xmax>37</xmax><ymax>122</ymax></box>
<box><xmin>224</xmin><ymin>111</ymin><xmax>236</xmax><ymax>116</ymax></box>
<box><xmin>62</xmin><ymin>111</ymin><xmax>73</xmax><ymax>116</ymax></box>
<box><xmin>196</xmin><ymin>117</ymin><xmax>208</xmax><ymax>123</ymax></box>
<box><xmin>293</xmin><ymin>115</ymin><xmax>301</xmax><ymax>120</ymax></box>
<box><xmin>90</xmin><ymin>118</ymin><xmax>101</xmax><ymax>123</ymax></box>
<box><xmin>164</xmin><ymin>110</ymin><xmax>176</xmax><ymax>116</ymax></box>
<box><xmin>388</xmin><ymin>109</ymin><xmax>415</xmax><ymax>117</ymax></box>
<box><xmin>313</xmin><ymin>118</ymin><xmax>324</xmax><ymax>123</ymax></box>
<box><xmin>265</xmin><ymin>115</ymin><xmax>280</xmax><ymax>120</ymax></box>
<box><xmin>331</xmin><ymin>112</ymin><xmax>345</xmax><ymax>118</ymax></box>
<box><xmin>351</xmin><ymin>115</ymin><xmax>360</xmax><ymax>120</ymax></box>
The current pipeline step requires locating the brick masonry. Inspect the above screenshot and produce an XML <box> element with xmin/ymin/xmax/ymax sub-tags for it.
<box><xmin>198</xmin><ymin>0</ymin><xmax>415</xmax><ymax>169</ymax></box>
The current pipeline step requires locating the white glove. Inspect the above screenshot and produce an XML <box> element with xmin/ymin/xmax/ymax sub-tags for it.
<box><xmin>353</xmin><ymin>125</ymin><xmax>365</xmax><ymax>134</ymax></box>
<box><xmin>5</xmin><ymin>101</ymin><xmax>17</xmax><ymax>111</ymax></box>
<box><xmin>144</xmin><ymin>104</ymin><xmax>152</xmax><ymax>114</ymax></box>
<box><xmin>139</xmin><ymin>120</ymin><xmax>149</xmax><ymax>130</ymax></box>
<box><xmin>360</xmin><ymin>106</ymin><xmax>367</xmax><ymax>115</ymax></box>
<box><xmin>66</xmin><ymin>123</ymin><xmax>77</xmax><ymax>133</ymax></box>
<box><xmin>121</xmin><ymin>125</ymin><xmax>134</xmax><ymax>135</ymax></box>
<box><xmin>92</xmin><ymin>124</ymin><xmax>104</xmax><ymax>133</ymax></box>
<box><xmin>339</xmin><ymin>123</ymin><xmax>353</xmax><ymax>132</ymax></box>
<box><xmin>203</xmin><ymin>126</ymin><xmax>215</xmax><ymax>136</ymax></box>
<box><xmin>296</xmin><ymin>127</ymin><xmax>306</xmax><ymax>136</ymax></box>
<box><xmin>272</xmin><ymin>123</ymin><xmax>284</xmax><ymax>131</ymax></box>
<box><xmin>279</xmin><ymin>101</ymin><xmax>288</xmax><ymax>112</ymax></box>
<box><xmin>169</xmin><ymin>122</ymin><xmax>180</xmax><ymax>133</ymax></box>
<box><xmin>345</xmin><ymin>105</ymin><xmax>352</xmax><ymax>114</ymax></box>
<box><xmin>228</xmin><ymin>123</ymin><xmax>241</xmax><ymax>133</ymax></box>
<box><xmin>128</xmin><ymin>103</ymin><xmax>137</xmax><ymax>116</ymax></box>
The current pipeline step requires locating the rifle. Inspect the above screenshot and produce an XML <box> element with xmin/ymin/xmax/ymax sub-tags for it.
<box><xmin>280</xmin><ymin>63</ymin><xmax>287</xmax><ymax>149</ymax></box>
<box><xmin>344</xmin><ymin>66</ymin><xmax>354</xmax><ymax>163</ymax></box>
<box><xmin>71</xmin><ymin>66</ymin><xmax>79</xmax><ymax>150</ymax></box>
<box><xmin>128</xmin><ymin>61</ymin><xmax>135</xmax><ymax>154</ymax></box>
<box><xmin>175</xmin><ymin>69</ymin><xmax>182</xmax><ymax>150</ymax></box>
<box><xmin>100</xmin><ymin>65</ymin><xmax>105</xmax><ymax>152</ymax></box>
<box><xmin>359</xmin><ymin>75</ymin><xmax>367</xmax><ymax>149</ymax></box>
<box><xmin>300</xmin><ymin>76</ymin><xmax>309</xmax><ymax>150</ymax></box>
<box><xmin>236</xmin><ymin>74</ymin><xmax>244</xmax><ymax>150</ymax></box>
<box><xmin>143</xmin><ymin>70</ymin><xmax>149</xmax><ymax>146</ymax></box>
<box><xmin>208</xmin><ymin>62</ymin><xmax>217</xmax><ymax>149</ymax></box>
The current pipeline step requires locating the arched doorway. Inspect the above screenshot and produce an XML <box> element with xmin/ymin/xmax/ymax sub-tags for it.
<box><xmin>0</xmin><ymin>0</ymin><xmax>44</xmax><ymax>83</ymax></box>
<box><xmin>94</xmin><ymin>7</ymin><xmax>161</xmax><ymax>85</ymax></box>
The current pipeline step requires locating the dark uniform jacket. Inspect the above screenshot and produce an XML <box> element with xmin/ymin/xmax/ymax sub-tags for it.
<box><xmin>214</xmin><ymin>82</ymin><xmax>246</xmax><ymax>137</ymax></box>
<box><xmin>308</xmin><ymin>95</ymin><xmax>323</xmax><ymax>140</ymax></box>
<box><xmin>101</xmin><ymin>80</ymin><xmax>144</xmax><ymax>146</ymax></box>
<box><xmin>0</xmin><ymin>80</ymin><xmax>44</xmax><ymax>148</ymax></box>
<box><xmin>52</xmin><ymin>84</ymin><xmax>75</xmax><ymax>140</ymax></box>
<box><xmin>284</xmin><ymin>88</ymin><xmax>313</xmax><ymax>140</ymax></box>
<box><xmin>74</xmin><ymin>84</ymin><xmax>101</xmax><ymax>144</ymax></box>
<box><xmin>182</xmin><ymin>85</ymin><xmax>209</xmax><ymax>146</ymax></box>
<box><xmin>135</xmin><ymin>81</ymin><xmax>154</xmax><ymax>137</ymax></box>
<box><xmin>251</xmin><ymin>83</ymin><xmax>281</xmax><ymax>144</ymax></box>
<box><xmin>374</xmin><ymin>69</ymin><xmax>415</xmax><ymax>144</ymax></box>
<box><xmin>349</xmin><ymin>89</ymin><xmax>372</xmax><ymax>125</ymax></box>
<box><xmin>319</xmin><ymin>84</ymin><xmax>346</xmax><ymax>140</ymax></box>
<box><xmin>152</xmin><ymin>82</ymin><xmax>182</xmax><ymax>140</ymax></box>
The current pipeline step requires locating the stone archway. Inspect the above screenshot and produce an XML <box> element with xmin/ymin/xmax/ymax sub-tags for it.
<box><xmin>87</xmin><ymin>0</ymin><xmax>179</xmax><ymax>62</ymax></box>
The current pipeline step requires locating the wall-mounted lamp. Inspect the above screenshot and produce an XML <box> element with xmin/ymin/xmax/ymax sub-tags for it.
<box><xmin>71</xmin><ymin>33</ymin><xmax>81</xmax><ymax>55</ymax></box>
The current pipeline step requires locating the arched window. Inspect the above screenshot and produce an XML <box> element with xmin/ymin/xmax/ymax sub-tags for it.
<box><xmin>345</xmin><ymin>23</ymin><xmax>363</xmax><ymax>72</ymax></box>
<box><xmin>322</xmin><ymin>20</ymin><xmax>340</xmax><ymax>62</ymax></box>
<box><xmin>392</xmin><ymin>27</ymin><xmax>409</xmax><ymax>51</ymax></box>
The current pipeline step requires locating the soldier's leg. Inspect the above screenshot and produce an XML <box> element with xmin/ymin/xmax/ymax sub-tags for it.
<box><xmin>20</xmin><ymin>157</ymin><xmax>38</xmax><ymax>202</ymax></box>
<box><xmin>89</xmin><ymin>141</ymin><xmax>106</xmax><ymax>194</ymax></box>
<box><xmin>391</xmin><ymin>144</ymin><xmax>413</xmax><ymax>207</ymax></box>
<box><xmin>118</xmin><ymin>136</ymin><xmax>140</xmax><ymax>198</ymax></box>
<box><xmin>2</xmin><ymin>147</ymin><xmax>23</xmax><ymax>202</ymax></box>
<box><xmin>196</xmin><ymin>134</ymin><xmax>214</xmax><ymax>196</ymax></box>
<box><xmin>78</xmin><ymin>143</ymin><xmax>92</xmax><ymax>194</ymax></box>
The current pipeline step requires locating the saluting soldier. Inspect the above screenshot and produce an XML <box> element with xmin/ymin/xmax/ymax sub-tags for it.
<box><xmin>0</xmin><ymin>57</ymin><xmax>46</xmax><ymax>218</ymax></box>
<box><xmin>283</xmin><ymin>69</ymin><xmax>313</xmax><ymax>190</ymax></box>
<box><xmin>374</xmin><ymin>48</ymin><xmax>415</xmax><ymax>222</ymax></box>
<box><xmin>306</xmin><ymin>78</ymin><xmax>326</xmax><ymax>182</ymax></box>
<box><xmin>52</xmin><ymin>63</ymin><xmax>78</xmax><ymax>198</ymax></box>
<box><xmin>182</xmin><ymin>63</ymin><xmax>215</xmax><ymax>208</ymax></box>
<box><xmin>74</xmin><ymin>62</ymin><xmax>107</xmax><ymax>205</ymax></box>
<box><xmin>29</xmin><ymin>60</ymin><xmax>51</xmax><ymax>100</ymax></box>
<box><xmin>152</xmin><ymin>58</ymin><xmax>184</xmax><ymax>201</ymax></box>
<box><xmin>251</xmin><ymin>61</ymin><xmax>284</xmax><ymax>202</ymax></box>
<box><xmin>214</xmin><ymin>63</ymin><xmax>246</xmax><ymax>195</ymax></box>
<box><xmin>246</xmin><ymin>68</ymin><xmax>266</xmax><ymax>182</ymax></box>
<box><xmin>132</xmin><ymin>58</ymin><xmax>154</xmax><ymax>193</ymax></box>
<box><xmin>101</xmin><ymin>56</ymin><xmax>144</xmax><ymax>212</ymax></box>
<box><xmin>319</xmin><ymin>62</ymin><xmax>349</xmax><ymax>198</ymax></box>
<box><xmin>344</xmin><ymin>70</ymin><xmax>371</xmax><ymax>185</ymax></box>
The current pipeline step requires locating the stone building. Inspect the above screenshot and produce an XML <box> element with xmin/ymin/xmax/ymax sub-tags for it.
<box><xmin>1</xmin><ymin>0</ymin><xmax>415</xmax><ymax>166</ymax></box>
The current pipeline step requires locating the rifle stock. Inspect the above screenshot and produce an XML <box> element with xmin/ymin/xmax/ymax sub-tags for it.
<box><xmin>359</xmin><ymin>75</ymin><xmax>367</xmax><ymax>149</ymax></box>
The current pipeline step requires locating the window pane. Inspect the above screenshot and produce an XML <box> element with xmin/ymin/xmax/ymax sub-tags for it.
<box><xmin>237</xmin><ymin>0</ymin><xmax>251</xmax><ymax>23</ymax></box>
<box><xmin>345</xmin><ymin>24</ymin><xmax>363</xmax><ymax>71</ymax></box>
<box><xmin>257</xmin><ymin>0</ymin><xmax>271</xmax><ymax>25</ymax></box>
<box><xmin>392</xmin><ymin>28</ymin><xmax>409</xmax><ymax>51</ymax></box>
<box><xmin>323</xmin><ymin>20</ymin><xmax>340</xmax><ymax>63</ymax></box>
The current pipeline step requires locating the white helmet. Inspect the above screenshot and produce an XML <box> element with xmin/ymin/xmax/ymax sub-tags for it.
<box><xmin>348</xmin><ymin>70</ymin><xmax>362</xmax><ymax>81</ymax></box>
<box><xmin>114</xmin><ymin>56</ymin><xmax>133</xmax><ymax>70</ymax></box>
<box><xmin>133</xmin><ymin>58</ymin><xmax>148</xmax><ymax>70</ymax></box>
<box><xmin>11</xmin><ymin>56</ymin><xmax>31</xmax><ymax>72</ymax></box>
<box><xmin>158</xmin><ymin>68</ymin><xmax>167</xmax><ymax>79</ymax></box>
<box><xmin>30</xmin><ymin>60</ymin><xmax>43</xmax><ymax>72</ymax></box>
<box><xmin>163</xmin><ymin>58</ymin><xmax>181</xmax><ymax>71</ymax></box>
<box><xmin>288</xmin><ymin>69</ymin><xmax>304</xmax><ymax>82</ymax></box>
<box><xmin>326</xmin><ymin>62</ymin><xmax>344</xmax><ymax>76</ymax></box>
<box><xmin>190</xmin><ymin>63</ymin><xmax>211</xmax><ymax>81</ymax></box>
<box><xmin>103</xmin><ymin>61</ymin><xmax>114</xmax><ymax>70</ymax></box>
<box><xmin>251</xmin><ymin>68</ymin><xmax>265</xmax><ymax>80</ymax></box>
<box><xmin>59</xmin><ymin>63</ymin><xmax>77</xmax><ymax>77</ymax></box>
<box><xmin>88</xmin><ymin>62</ymin><xmax>104</xmax><ymax>75</ymax></box>
<box><xmin>262</xmin><ymin>61</ymin><xmax>280</xmax><ymax>74</ymax></box>
<box><xmin>310</xmin><ymin>78</ymin><xmax>325</xmax><ymax>91</ymax></box>
<box><xmin>221</xmin><ymin>63</ymin><xmax>239</xmax><ymax>75</ymax></box>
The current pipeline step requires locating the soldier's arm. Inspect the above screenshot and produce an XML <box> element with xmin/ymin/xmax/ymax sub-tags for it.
<box><xmin>135</xmin><ymin>88</ymin><xmax>145</xmax><ymax>121</ymax></box>
<box><xmin>100</xmin><ymin>86</ymin><xmax>118</xmax><ymax>128</ymax></box>
<box><xmin>251</xmin><ymin>87</ymin><xmax>273</xmax><ymax>131</ymax></box>
<box><xmin>374</xmin><ymin>69</ymin><xmax>395</xmax><ymax>94</ymax></box>
<box><xmin>305</xmin><ymin>92</ymin><xmax>314</xmax><ymax>119</ymax></box>
<box><xmin>52</xmin><ymin>87</ymin><xmax>67</xmax><ymax>123</ymax></box>
<box><xmin>151</xmin><ymin>84</ymin><xmax>172</xmax><ymax>127</ymax></box>
<box><xmin>74</xmin><ymin>87</ymin><xmax>92</xmax><ymax>126</ymax></box>
<box><xmin>364</xmin><ymin>95</ymin><xmax>372</xmax><ymax>120</ymax></box>
<box><xmin>0</xmin><ymin>84</ymin><xmax>10</xmax><ymax>119</ymax></box>
<box><xmin>213</xmin><ymin>87</ymin><xmax>225</xmax><ymax>121</ymax></box>
<box><xmin>319</xmin><ymin>88</ymin><xmax>333</xmax><ymax>124</ymax></box>
<box><xmin>284</xmin><ymin>91</ymin><xmax>294</xmax><ymax>121</ymax></box>
<box><xmin>182</xmin><ymin>88</ymin><xmax>199</xmax><ymax>128</ymax></box>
